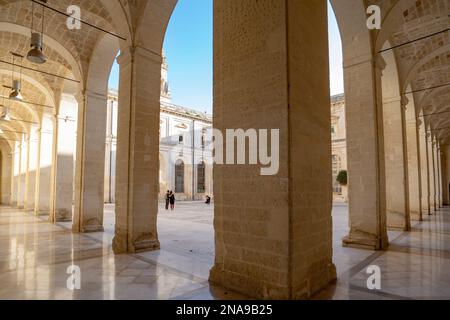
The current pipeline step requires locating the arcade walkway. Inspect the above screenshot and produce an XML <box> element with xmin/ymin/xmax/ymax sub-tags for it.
<box><xmin>0</xmin><ymin>203</ymin><xmax>449</xmax><ymax>300</ymax></box>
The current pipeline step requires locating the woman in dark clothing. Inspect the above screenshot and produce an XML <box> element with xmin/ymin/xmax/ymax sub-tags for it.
<box><xmin>165</xmin><ymin>190</ymin><xmax>170</xmax><ymax>210</ymax></box>
<box><xmin>169</xmin><ymin>191</ymin><xmax>175</xmax><ymax>210</ymax></box>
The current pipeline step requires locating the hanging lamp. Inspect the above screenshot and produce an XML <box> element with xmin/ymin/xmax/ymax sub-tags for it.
<box><xmin>9</xmin><ymin>55</ymin><xmax>23</xmax><ymax>101</ymax></box>
<box><xmin>27</xmin><ymin>1</ymin><xmax>47</xmax><ymax>64</ymax></box>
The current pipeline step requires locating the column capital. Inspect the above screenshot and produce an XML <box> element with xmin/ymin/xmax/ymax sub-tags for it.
<box><xmin>374</xmin><ymin>54</ymin><xmax>387</xmax><ymax>72</ymax></box>
<box><xmin>117</xmin><ymin>46</ymin><xmax>162</xmax><ymax>67</ymax></box>
<box><xmin>84</xmin><ymin>89</ymin><xmax>108</xmax><ymax>101</ymax></box>
<box><xmin>401</xmin><ymin>95</ymin><xmax>409</xmax><ymax>108</ymax></box>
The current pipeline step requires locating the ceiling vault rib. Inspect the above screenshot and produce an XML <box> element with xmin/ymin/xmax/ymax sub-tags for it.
<box><xmin>378</xmin><ymin>27</ymin><xmax>449</xmax><ymax>54</ymax></box>
<box><xmin>405</xmin><ymin>82</ymin><xmax>450</xmax><ymax>95</ymax></box>
<box><xmin>30</xmin><ymin>0</ymin><xmax>127</xmax><ymax>41</ymax></box>
<box><xmin>0</xmin><ymin>95</ymin><xmax>54</xmax><ymax>109</ymax></box>
<box><xmin>0</xmin><ymin>59</ymin><xmax>79</xmax><ymax>83</ymax></box>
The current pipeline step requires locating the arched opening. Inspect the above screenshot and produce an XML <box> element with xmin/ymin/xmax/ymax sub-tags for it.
<box><xmin>174</xmin><ymin>159</ymin><xmax>185</xmax><ymax>193</ymax></box>
<box><xmin>197</xmin><ymin>161</ymin><xmax>205</xmax><ymax>194</ymax></box>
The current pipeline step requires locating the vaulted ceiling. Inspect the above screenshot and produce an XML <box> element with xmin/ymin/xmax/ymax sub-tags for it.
<box><xmin>0</xmin><ymin>0</ymin><xmax>448</xmax><ymax>149</ymax></box>
<box><xmin>371</xmin><ymin>0</ymin><xmax>449</xmax><ymax>144</ymax></box>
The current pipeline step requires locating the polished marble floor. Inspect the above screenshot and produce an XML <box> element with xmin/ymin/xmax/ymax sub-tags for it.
<box><xmin>0</xmin><ymin>202</ymin><xmax>449</xmax><ymax>299</ymax></box>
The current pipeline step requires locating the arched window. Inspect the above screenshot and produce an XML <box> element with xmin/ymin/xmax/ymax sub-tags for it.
<box><xmin>175</xmin><ymin>160</ymin><xmax>184</xmax><ymax>193</ymax></box>
<box><xmin>197</xmin><ymin>162</ymin><xmax>205</xmax><ymax>193</ymax></box>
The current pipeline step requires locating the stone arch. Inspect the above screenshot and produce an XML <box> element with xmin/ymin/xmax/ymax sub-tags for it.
<box><xmin>0</xmin><ymin>22</ymin><xmax>82</xmax><ymax>85</ymax></box>
<box><xmin>330</xmin><ymin>0</ymin><xmax>373</xmax><ymax>65</ymax></box>
<box><xmin>135</xmin><ymin>0</ymin><xmax>178</xmax><ymax>55</ymax></box>
<box><xmin>331</xmin><ymin>0</ymin><xmax>390</xmax><ymax>249</ymax></box>
<box><xmin>72</xmin><ymin>32</ymin><xmax>120</xmax><ymax>233</ymax></box>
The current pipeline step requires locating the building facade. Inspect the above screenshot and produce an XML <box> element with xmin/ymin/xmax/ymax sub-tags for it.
<box><xmin>104</xmin><ymin>56</ymin><xmax>213</xmax><ymax>203</ymax></box>
<box><xmin>331</xmin><ymin>94</ymin><xmax>348</xmax><ymax>202</ymax></box>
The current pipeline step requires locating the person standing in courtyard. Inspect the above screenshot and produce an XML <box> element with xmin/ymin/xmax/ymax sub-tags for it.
<box><xmin>165</xmin><ymin>190</ymin><xmax>170</xmax><ymax>210</ymax></box>
<box><xmin>169</xmin><ymin>191</ymin><xmax>175</xmax><ymax>210</ymax></box>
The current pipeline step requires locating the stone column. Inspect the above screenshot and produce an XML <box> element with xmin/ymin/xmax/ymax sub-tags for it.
<box><xmin>444</xmin><ymin>145</ymin><xmax>450</xmax><ymax>205</ymax></box>
<box><xmin>36</xmin><ymin>114</ymin><xmax>54</xmax><ymax>215</ymax></box>
<box><xmin>427</xmin><ymin>134</ymin><xmax>436</xmax><ymax>211</ymax></box>
<box><xmin>0</xmin><ymin>148</ymin><xmax>12</xmax><ymax>204</ymax></box>
<box><xmin>418</xmin><ymin>122</ymin><xmax>430</xmax><ymax>214</ymax></box>
<box><xmin>405</xmin><ymin>98</ymin><xmax>422</xmax><ymax>221</ymax></box>
<box><xmin>49</xmin><ymin>94</ymin><xmax>77</xmax><ymax>222</ymax></box>
<box><xmin>435</xmin><ymin>143</ymin><xmax>442</xmax><ymax>208</ymax></box>
<box><xmin>441</xmin><ymin>146</ymin><xmax>448</xmax><ymax>205</ymax></box>
<box><xmin>383</xmin><ymin>96</ymin><xmax>410</xmax><ymax>230</ymax></box>
<box><xmin>73</xmin><ymin>90</ymin><xmax>108</xmax><ymax>233</ymax></box>
<box><xmin>33</xmin><ymin>125</ymin><xmax>42</xmax><ymax>215</ymax></box>
<box><xmin>112</xmin><ymin>46</ymin><xmax>161</xmax><ymax>253</ymax></box>
<box><xmin>210</xmin><ymin>0</ymin><xmax>335</xmax><ymax>299</ymax></box>
<box><xmin>342</xmin><ymin>54</ymin><xmax>388</xmax><ymax>249</ymax></box>
<box><xmin>10</xmin><ymin>142</ymin><xmax>19</xmax><ymax>206</ymax></box>
<box><xmin>25</xmin><ymin>125</ymin><xmax>40</xmax><ymax>211</ymax></box>
<box><xmin>17</xmin><ymin>135</ymin><xmax>28</xmax><ymax>209</ymax></box>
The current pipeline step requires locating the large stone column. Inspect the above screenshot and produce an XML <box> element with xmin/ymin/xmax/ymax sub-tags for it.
<box><xmin>49</xmin><ymin>94</ymin><xmax>77</xmax><ymax>222</ymax></box>
<box><xmin>209</xmin><ymin>0</ymin><xmax>335</xmax><ymax>299</ymax></box>
<box><xmin>435</xmin><ymin>142</ymin><xmax>442</xmax><ymax>208</ymax></box>
<box><xmin>383</xmin><ymin>96</ymin><xmax>410</xmax><ymax>230</ymax></box>
<box><xmin>419</xmin><ymin>122</ymin><xmax>430</xmax><ymax>214</ymax></box>
<box><xmin>405</xmin><ymin>99</ymin><xmax>422</xmax><ymax>221</ymax></box>
<box><xmin>17</xmin><ymin>135</ymin><xmax>27</xmax><ymax>209</ymax></box>
<box><xmin>112</xmin><ymin>46</ymin><xmax>161</xmax><ymax>253</ymax></box>
<box><xmin>25</xmin><ymin>125</ymin><xmax>40</xmax><ymax>211</ymax></box>
<box><xmin>73</xmin><ymin>90</ymin><xmax>107</xmax><ymax>233</ymax></box>
<box><xmin>10</xmin><ymin>142</ymin><xmax>20</xmax><ymax>206</ymax></box>
<box><xmin>342</xmin><ymin>55</ymin><xmax>388</xmax><ymax>249</ymax></box>
<box><xmin>0</xmin><ymin>146</ymin><xmax>12</xmax><ymax>204</ymax></box>
<box><xmin>441</xmin><ymin>146</ymin><xmax>448</xmax><ymax>205</ymax></box>
<box><xmin>35</xmin><ymin>114</ymin><xmax>54</xmax><ymax>215</ymax></box>
<box><xmin>427</xmin><ymin>134</ymin><xmax>436</xmax><ymax>211</ymax></box>
<box><xmin>444</xmin><ymin>145</ymin><xmax>450</xmax><ymax>205</ymax></box>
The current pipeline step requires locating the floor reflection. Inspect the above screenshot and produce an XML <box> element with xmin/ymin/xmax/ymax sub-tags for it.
<box><xmin>0</xmin><ymin>203</ymin><xmax>449</xmax><ymax>299</ymax></box>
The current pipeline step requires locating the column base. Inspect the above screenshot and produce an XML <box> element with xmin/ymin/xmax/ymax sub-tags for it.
<box><xmin>35</xmin><ymin>210</ymin><xmax>49</xmax><ymax>217</ymax></box>
<box><xmin>74</xmin><ymin>217</ymin><xmax>104</xmax><ymax>233</ymax></box>
<box><xmin>80</xmin><ymin>225</ymin><xmax>104</xmax><ymax>233</ymax></box>
<box><xmin>343</xmin><ymin>230</ymin><xmax>388</xmax><ymax>250</ymax></box>
<box><xmin>410</xmin><ymin>211</ymin><xmax>422</xmax><ymax>221</ymax></box>
<box><xmin>113</xmin><ymin>229</ymin><xmax>160</xmax><ymax>254</ymax></box>
<box><xmin>209</xmin><ymin>262</ymin><xmax>336</xmax><ymax>299</ymax></box>
<box><xmin>387</xmin><ymin>211</ymin><xmax>411</xmax><ymax>231</ymax></box>
<box><xmin>52</xmin><ymin>208</ymin><xmax>72</xmax><ymax>222</ymax></box>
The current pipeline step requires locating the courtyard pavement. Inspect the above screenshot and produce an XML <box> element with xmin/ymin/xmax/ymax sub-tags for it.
<box><xmin>0</xmin><ymin>202</ymin><xmax>449</xmax><ymax>299</ymax></box>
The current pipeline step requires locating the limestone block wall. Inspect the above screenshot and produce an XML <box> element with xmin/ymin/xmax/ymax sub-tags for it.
<box><xmin>210</xmin><ymin>0</ymin><xmax>334</xmax><ymax>299</ymax></box>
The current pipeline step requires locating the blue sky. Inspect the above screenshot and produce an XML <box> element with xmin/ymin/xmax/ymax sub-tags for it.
<box><xmin>109</xmin><ymin>0</ymin><xmax>343</xmax><ymax>114</ymax></box>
